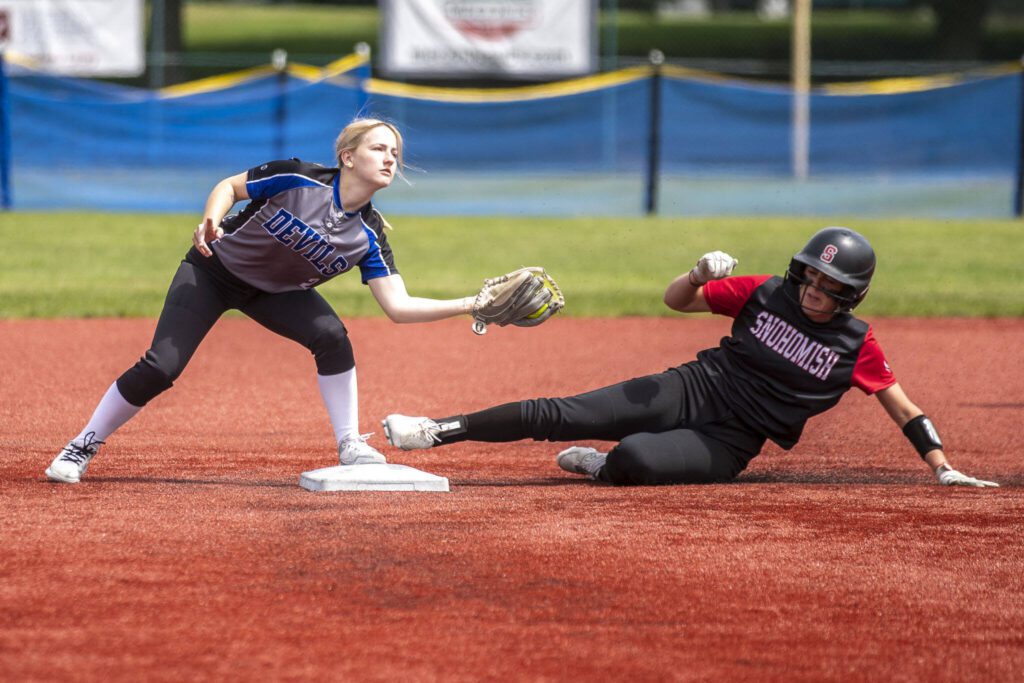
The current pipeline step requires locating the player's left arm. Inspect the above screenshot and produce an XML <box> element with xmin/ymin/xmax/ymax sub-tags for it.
<box><xmin>875</xmin><ymin>384</ymin><xmax>999</xmax><ymax>488</ymax></box>
<box><xmin>368</xmin><ymin>274</ymin><xmax>474</xmax><ymax>324</ymax></box>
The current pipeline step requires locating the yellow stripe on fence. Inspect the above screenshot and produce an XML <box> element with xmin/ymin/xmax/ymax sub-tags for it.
<box><xmin>660</xmin><ymin>64</ymin><xmax>789</xmax><ymax>90</ymax></box>
<box><xmin>318</xmin><ymin>53</ymin><xmax>371</xmax><ymax>79</ymax></box>
<box><xmin>159</xmin><ymin>65</ymin><xmax>280</xmax><ymax>98</ymax></box>
<box><xmin>364</xmin><ymin>66</ymin><xmax>653</xmax><ymax>103</ymax></box>
<box><xmin>823</xmin><ymin>62</ymin><xmax>1021</xmax><ymax>95</ymax></box>
<box><xmin>7</xmin><ymin>49</ymin><xmax>1018</xmax><ymax>102</ymax></box>
<box><xmin>158</xmin><ymin>52</ymin><xmax>370</xmax><ymax>99</ymax></box>
<box><xmin>2</xmin><ymin>51</ymin><xmax>43</xmax><ymax>70</ymax></box>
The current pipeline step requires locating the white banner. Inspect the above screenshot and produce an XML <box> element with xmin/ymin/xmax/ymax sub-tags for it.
<box><xmin>0</xmin><ymin>0</ymin><xmax>144</xmax><ymax>77</ymax></box>
<box><xmin>381</xmin><ymin>0</ymin><xmax>596</xmax><ymax>79</ymax></box>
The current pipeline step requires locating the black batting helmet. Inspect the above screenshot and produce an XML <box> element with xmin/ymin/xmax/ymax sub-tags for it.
<box><xmin>786</xmin><ymin>227</ymin><xmax>875</xmax><ymax>312</ymax></box>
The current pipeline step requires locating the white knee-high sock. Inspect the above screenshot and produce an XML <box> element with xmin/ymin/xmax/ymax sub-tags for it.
<box><xmin>75</xmin><ymin>382</ymin><xmax>142</xmax><ymax>442</ymax></box>
<box><xmin>317</xmin><ymin>368</ymin><xmax>359</xmax><ymax>443</ymax></box>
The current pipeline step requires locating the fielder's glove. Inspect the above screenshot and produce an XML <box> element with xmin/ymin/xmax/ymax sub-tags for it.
<box><xmin>471</xmin><ymin>267</ymin><xmax>565</xmax><ymax>335</ymax></box>
<box><xmin>689</xmin><ymin>251</ymin><xmax>738</xmax><ymax>286</ymax></box>
<box><xmin>936</xmin><ymin>465</ymin><xmax>999</xmax><ymax>488</ymax></box>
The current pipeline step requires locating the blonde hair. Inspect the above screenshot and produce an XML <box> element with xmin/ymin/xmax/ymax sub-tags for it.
<box><xmin>334</xmin><ymin>118</ymin><xmax>404</xmax><ymax>180</ymax></box>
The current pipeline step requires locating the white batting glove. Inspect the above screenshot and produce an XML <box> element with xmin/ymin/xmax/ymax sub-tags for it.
<box><xmin>936</xmin><ymin>465</ymin><xmax>999</xmax><ymax>488</ymax></box>
<box><xmin>689</xmin><ymin>251</ymin><xmax>738</xmax><ymax>286</ymax></box>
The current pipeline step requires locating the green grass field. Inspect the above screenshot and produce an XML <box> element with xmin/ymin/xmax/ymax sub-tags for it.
<box><xmin>2</xmin><ymin>212</ymin><xmax>1020</xmax><ymax>318</ymax></box>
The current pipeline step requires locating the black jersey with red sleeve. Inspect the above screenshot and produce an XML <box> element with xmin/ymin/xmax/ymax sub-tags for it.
<box><xmin>697</xmin><ymin>275</ymin><xmax>896</xmax><ymax>449</ymax></box>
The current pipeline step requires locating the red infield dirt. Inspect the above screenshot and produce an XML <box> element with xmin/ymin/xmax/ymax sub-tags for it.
<box><xmin>2</xmin><ymin>317</ymin><xmax>1022</xmax><ymax>681</ymax></box>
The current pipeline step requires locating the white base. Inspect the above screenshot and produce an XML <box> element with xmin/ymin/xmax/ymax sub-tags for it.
<box><xmin>299</xmin><ymin>464</ymin><xmax>449</xmax><ymax>492</ymax></box>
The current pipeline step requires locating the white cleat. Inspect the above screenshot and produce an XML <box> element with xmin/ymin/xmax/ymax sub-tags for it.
<box><xmin>556</xmin><ymin>446</ymin><xmax>607</xmax><ymax>480</ymax></box>
<box><xmin>338</xmin><ymin>433</ymin><xmax>387</xmax><ymax>466</ymax></box>
<box><xmin>46</xmin><ymin>432</ymin><xmax>105</xmax><ymax>483</ymax></box>
<box><xmin>382</xmin><ymin>415</ymin><xmax>442</xmax><ymax>451</ymax></box>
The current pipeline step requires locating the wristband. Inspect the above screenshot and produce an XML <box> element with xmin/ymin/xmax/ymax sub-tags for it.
<box><xmin>902</xmin><ymin>415</ymin><xmax>942</xmax><ymax>460</ymax></box>
<box><xmin>688</xmin><ymin>270</ymin><xmax>704</xmax><ymax>287</ymax></box>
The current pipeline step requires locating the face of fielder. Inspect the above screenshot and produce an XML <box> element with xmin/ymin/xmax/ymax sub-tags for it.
<box><xmin>343</xmin><ymin>125</ymin><xmax>398</xmax><ymax>191</ymax></box>
<box><xmin>799</xmin><ymin>266</ymin><xmax>845</xmax><ymax>322</ymax></box>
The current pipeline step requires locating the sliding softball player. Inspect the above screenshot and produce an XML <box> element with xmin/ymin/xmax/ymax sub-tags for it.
<box><xmin>384</xmin><ymin>227</ymin><xmax>997</xmax><ymax>488</ymax></box>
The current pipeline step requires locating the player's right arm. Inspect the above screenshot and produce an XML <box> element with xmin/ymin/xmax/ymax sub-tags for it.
<box><xmin>664</xmin><ymin>251</ymin><xmax>738</xmax><ymax>313</ymax></box>
<box><xmin>194</xmin><ymin>172</ymin><xmax>249</xmax><ymax>257</ymax></box>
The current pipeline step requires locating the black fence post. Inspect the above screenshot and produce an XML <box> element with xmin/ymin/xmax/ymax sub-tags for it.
<box><xmin>1015</xmin><ymin>55</ymin><xmax>1024</xmax><ymax>218</ymax></box>
<box><xmin>644</xmin><ymin>49</ymin><xmax>664</xmax><ymax>216</ymax></box>
<box><xmin>0</xmin><ymin>51</ymin><xmax>10</xmax><ymax>210</ymax></box>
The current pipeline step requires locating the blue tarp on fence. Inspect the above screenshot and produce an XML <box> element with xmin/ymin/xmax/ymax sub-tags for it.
<box><xmin>1</xmin><ymin>54</ymin><xmax>1020</xmax><ymax>216</ymax></box>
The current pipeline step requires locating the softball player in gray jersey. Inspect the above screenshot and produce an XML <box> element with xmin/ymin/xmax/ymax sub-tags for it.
<box><xmin>46</xmin><ymin>118</ymin><xmax>485</xmax><ymax>483</ymax></box>
<box><xmin>384</xmin><ymin>228</ymin><xmax>998</xmax><ymax>489</ymax></box>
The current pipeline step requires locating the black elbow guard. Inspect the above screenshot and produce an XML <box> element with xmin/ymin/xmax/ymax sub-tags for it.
<box><xmin>902</xmin><ymin>415</ymin><xmax>943</xmax><ymax>459</ymax></box>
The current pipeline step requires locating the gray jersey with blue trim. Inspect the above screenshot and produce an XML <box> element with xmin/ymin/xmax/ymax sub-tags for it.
<box><xmin>211</xmin><ymin>159</ymin><xmax>398</xmax><ymax>293</ymax></box>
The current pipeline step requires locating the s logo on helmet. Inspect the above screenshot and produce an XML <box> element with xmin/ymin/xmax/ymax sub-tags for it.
<box><xmin>820</xmin><ymin>244</ymin><xmax>838</xmax><ymax>264</ymax></box>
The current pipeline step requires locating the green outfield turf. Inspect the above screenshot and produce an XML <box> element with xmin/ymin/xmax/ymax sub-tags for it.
<box><xmin>2</xmin><ymin>212</ymin><xmax>1021</xmax><ymax>318</ymax></box>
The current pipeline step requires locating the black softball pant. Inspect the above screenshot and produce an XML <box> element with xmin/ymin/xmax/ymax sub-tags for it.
<box><xmin>457</xmin><ymin>363</ymin><xmax>766</xmax><ymax>485</ymax></box>
<box><xmin>115</xmin><ymin>248</ymin><xmax>354</xmax><ymax>407</ymax></box>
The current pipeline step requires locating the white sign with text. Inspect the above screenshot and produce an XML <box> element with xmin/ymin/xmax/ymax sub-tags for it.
<box><xmin>381</xmin><ymin>0</ymin><xmax>596</xmax><ymax>79</ymax></box>
<box><xmin>0</xmin><ymin>0</ymin><xmax>144</xmax><ymax>76</ymax></box>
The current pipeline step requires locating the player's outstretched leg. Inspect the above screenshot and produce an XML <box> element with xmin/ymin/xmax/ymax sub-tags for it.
<box><xmin>45</xmin><ymin>432</ymin><xmax>105</xmax><ymax>484</ymax></box>
<box><xmin>555</xmin><ymin>447</ymin><xmax>607</xmax><ymax>480</ymax></box>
